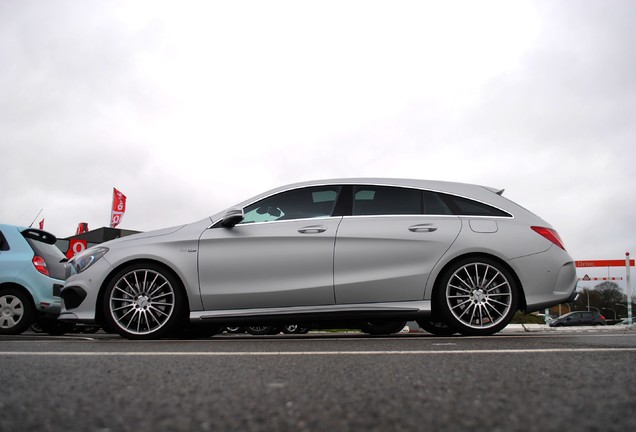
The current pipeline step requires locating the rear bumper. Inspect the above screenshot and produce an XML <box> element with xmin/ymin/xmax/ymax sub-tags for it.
<box><xmin>509</xmin><ymin>246</ymin><xmax>578</xmax><ymax>313</ymax></box>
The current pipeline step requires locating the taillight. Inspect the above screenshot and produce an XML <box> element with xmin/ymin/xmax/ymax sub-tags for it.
<box><xmin>531</xmin><ymin>226</ymin><xmax>566</xmax><ymax>251</ymax></box>
<box><xmin>32</xmin><ymin>255</ymin><xmax>50</xmax><ymax>276</ymax></box>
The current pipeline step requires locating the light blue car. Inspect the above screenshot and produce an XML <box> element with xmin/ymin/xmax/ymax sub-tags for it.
<box><xmin>0</xmin><ymin>224</ymin><xmax>66</xmax><ymax>335</ymax></box>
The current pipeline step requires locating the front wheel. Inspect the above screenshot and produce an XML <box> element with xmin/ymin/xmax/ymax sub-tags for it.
<box><xmin>103</xmin><ymin>264</ymin><xmax>186</xmax><ymax>340</ymax></box>
<box><xmin>436</xmin><ymin>257</ymin><xmax>518</xmax><ymax>336</ymax></box>
<box><xmin>0</xmin><ymin>288</ymin><xmax>35</xmax><ymax>335</ymax></box>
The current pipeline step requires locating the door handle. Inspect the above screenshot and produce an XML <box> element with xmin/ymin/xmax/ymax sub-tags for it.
<box><xmin>298</xmin><ymin>225</ymin><xmax>327</xmax><ymax>234</ymax></box>
<box><xmin>409</xmin><ymin>224</ymin><xmax>437</xmax><ymax>233</ymax></box>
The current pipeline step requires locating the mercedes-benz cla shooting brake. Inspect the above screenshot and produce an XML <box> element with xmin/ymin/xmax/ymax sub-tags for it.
<box><xmin>60</xmin><ymin>179</ymin><xmax>577</xmax><ymax>339</ymax></box>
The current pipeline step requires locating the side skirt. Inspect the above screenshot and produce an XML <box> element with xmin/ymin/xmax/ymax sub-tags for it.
<box><xmin>189</xmin><ymin>301</ymin><xmax>431</xmax><ymax>325</ymax></box>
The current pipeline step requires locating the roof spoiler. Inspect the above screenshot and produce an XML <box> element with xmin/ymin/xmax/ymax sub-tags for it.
<box><xmin>483</xmin><ymin>186</ymin><xmax>505</xmax><ymax>196</ymax></box>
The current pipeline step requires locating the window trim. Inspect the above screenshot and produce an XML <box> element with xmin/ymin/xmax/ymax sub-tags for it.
<box><xmin>210</xmin><ymin>182</ymin><xmax>515</xmax><ymax>228</ymax></box>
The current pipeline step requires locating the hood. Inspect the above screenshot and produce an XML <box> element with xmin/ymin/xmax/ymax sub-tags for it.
<box><xmin>99</xmin><ymin>224</ymin><xmax>188</xmax><ymax>248</ymax></box>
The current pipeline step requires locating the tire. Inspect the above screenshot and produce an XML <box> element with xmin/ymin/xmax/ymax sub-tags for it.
<box><xmin>360</xmin><ymin>320</ymin><xmax>407</xmax><ymax>335</ymax></box>
<box><xmin>103</xmin><ymin>263</ymin><xmax>186</xmax><ymax>340</ymax></box>
<box><xmin>225</xmin><ymin>326</ymin><xmax>245</xmax><ymax>334</ymax></box>
<box><xmin>246</xmin><ymin>326</ymin><xmax>278</xmax><ymax>335</ymax></box>
<box><xmin>0</xmin><ymin>288</ymin><xmax>35</xmax><ymax>335</ymax></box>
<box><xmin>416</xmin><ymin>320</ymin><xmax>457</xmax><ymax>336</ymax></box>
<box><xmin>80</xmin><ymin>325</ymin><xmax>101</xmax><ymax>334</ymax></box>
<box><xmin>436</xmin><ymin>257</ymin><xmax>518</xmax><ymax>336</ymax></box>
<box><xmin>282</xmin><ymin>324</ymin><xmax>309</xmax><ymax>334</ymax></box>
<box><xmin>30</xmin><ymin>322</ymin><xmax>44</xmax><ymax>333</ymax></box>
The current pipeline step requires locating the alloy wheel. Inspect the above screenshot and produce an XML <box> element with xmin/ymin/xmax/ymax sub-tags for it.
<box><xmin>445</xmin><ymin>262</ymin><xmax>514</xmax><ymax>330</ymax></box>
<box><xmin>109</xmin><ymin>269</ymin><xmax>176</xmax><ymax>336</ymax></box>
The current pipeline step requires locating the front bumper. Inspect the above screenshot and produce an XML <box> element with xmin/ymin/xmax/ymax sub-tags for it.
<box><xmin>59</xmin><ymin>255</ymin><xmax>114</xmax><ymax>322</ymax></box>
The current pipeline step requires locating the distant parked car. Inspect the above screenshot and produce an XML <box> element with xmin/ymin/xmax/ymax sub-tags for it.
<box><xmin>0</xmin><ymin>224</ymin><xmax>66</xmax><ymax>335</ymax></box>
<box><xmin>549</xmin><ymin>311</ymin><xmax>606</xmax><ymax>327</ymax></box>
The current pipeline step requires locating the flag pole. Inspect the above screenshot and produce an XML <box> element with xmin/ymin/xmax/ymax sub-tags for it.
<box><xmin>110</xmin><ymin>188</ymin><xmax>114</xmax><ymax>228</ymax></box>
<box><xmin>28</xmin><ymin>208</ymin><xmax>43</xmax><ymax>228</ymax></box>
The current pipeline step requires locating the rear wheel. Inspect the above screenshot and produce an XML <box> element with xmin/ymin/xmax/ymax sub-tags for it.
<box><xmin>103</xmin><ymin>263</ymin><xmax>186</xmax><ymax>340</ymax></box>
<box><xmin>0</xmin><ymin>288</ymin><xmax>34</xmax><ymax>335</ymax></box>
<box><xmin>360</xmin><ymin>320</ymin><xmax>406</xmax><ymax>335</ymax></box>
<box><xmin>436</xmin><ymin>257</ymin><xmax>518</xmax><ymax>336</ymax></box>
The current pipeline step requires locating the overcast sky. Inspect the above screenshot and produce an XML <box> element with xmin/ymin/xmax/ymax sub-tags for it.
<box><xmin>1</xmin><ymin>1</ymin><xmax>634</xmax><ymax>284</ymax></box>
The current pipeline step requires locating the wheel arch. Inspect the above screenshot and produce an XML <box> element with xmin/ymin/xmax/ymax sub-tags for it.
<box><xmin>430</xmin><ymin>252</ymin><xmax>527</xmax><ymax>312</ymax></box>
<box><xmin>0</xmin><ymin>282</ymin><xmax>37</xmax><ymax>311</ymax></box>
<box><xmin>95</xmin><ymin>258</ymin><xmax>191</xmax><ymax>326</ymax></box>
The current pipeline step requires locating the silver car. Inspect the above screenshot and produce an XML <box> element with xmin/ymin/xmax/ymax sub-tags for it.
<box><xmin>59</xmin><ymin>179</ymin><xmax>577</xmax><ymax>339</ymax></box>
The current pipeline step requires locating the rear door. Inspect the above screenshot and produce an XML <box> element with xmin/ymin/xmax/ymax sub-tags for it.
<box><xmin>334</xmin><ymin>186</ymin><xmax>462</xmax><ymax>304</ymax></box>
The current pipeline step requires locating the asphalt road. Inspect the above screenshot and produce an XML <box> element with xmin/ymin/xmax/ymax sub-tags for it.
<box><xmin>1</xmin><ymin>330</ymin><xmax>635</xmax><ymax>432</ymax></box>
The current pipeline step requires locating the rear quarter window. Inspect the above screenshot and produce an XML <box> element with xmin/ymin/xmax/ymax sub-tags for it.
<box><xmin>0</xmin><ymin>230</ymin><xmax>9</xmax><ymax>251</ymax></box>
<box><xmin>438</xmin><ymin>193</ymin><xmax>512</xmax><ymax>217</ymax></box>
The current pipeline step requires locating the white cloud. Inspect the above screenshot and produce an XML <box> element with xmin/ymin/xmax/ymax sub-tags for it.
<box><xmin>0</xmin><ymin>0</ymin><xmax>634</xmax><ymax>276</ymax></box>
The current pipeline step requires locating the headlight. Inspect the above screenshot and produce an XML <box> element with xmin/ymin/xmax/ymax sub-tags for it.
<box><xmin>70</xmin><ymin>247</ymin><xmax>109</xmax><ymax>274</ymax></box>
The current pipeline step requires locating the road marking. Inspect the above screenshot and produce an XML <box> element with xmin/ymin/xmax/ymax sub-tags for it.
<box><xmin>1</xmin><ymin>348</ymin><xmax>636</xmax><ymax>356</ymax></box>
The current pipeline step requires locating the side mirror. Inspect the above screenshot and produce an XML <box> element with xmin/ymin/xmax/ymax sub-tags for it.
<box><xmin>220</xmin><ymin>209</ymin><xmax>244</xmax><ymax>228</ymax></box>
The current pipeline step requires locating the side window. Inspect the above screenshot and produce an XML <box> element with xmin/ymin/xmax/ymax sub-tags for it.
<box><xmin>353</xmin><ymin>186</ymin><xmax>422</xmax><ymax>216</ymax></box>
<box><xmin>241</xmin><ymin>186</ymin><xmax>341</xmax><ymax>224</ymax></box>
<box><xmin>0</xmin><ymin>230</ymin><xmax>9</xmax><ymax>251</ymax></box>
<box><xmin>438</xmin><ymin>193</ymin><xmax>512</xmax><ymax>217</ymax></box>
<box><xmin>422</xmin><ymin>191</ymin><xmax>453</xmax><ymax>215</ymax></box>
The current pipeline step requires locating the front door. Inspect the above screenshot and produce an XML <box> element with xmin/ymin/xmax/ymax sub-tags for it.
<box><xmin>198</xmin><ymin>185</ymin><xmax>343</xmax><ymax>310</ymax></box>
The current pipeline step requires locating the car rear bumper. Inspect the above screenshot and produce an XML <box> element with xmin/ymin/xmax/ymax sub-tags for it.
<box><xmin>509</xmin><ymin>246</ymin><xmax>578</xmax><ymax>313</ymax></box>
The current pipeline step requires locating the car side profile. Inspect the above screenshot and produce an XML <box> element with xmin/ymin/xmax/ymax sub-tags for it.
<box><xmin>548</xmin><ymin>311</ymin><xmax>606</xmax><ymax>327</ymax></box>
<box><xmin>59</xmin><ymin>178</ymin><xmax>578</xmax><ymax>339</ymax></box>
<box><xmin>0</xmin><ymin>224</ymin><xmax>66</xmax><ymax>334</ymax></box>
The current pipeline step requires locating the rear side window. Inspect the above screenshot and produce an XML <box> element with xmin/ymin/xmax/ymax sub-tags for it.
<box><xmin>353</xmin><ymin>186</ymin><xmax>422</xmax><ymax>216</ymax></box>
<box><xmin>439</xmin><ymin>193</ymin><xmax>512</xmax><ymax>217</ymax></box>
<box><xmin>0</xmin><ymin>230</ymin><xmax>9</xmax><ymax>251</ymax></box>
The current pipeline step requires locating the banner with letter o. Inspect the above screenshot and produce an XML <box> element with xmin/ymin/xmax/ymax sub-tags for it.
<box><xmin>66</xmin><ymin>239</ymin><xmax>88</xmax><ymax>259</ymax></box>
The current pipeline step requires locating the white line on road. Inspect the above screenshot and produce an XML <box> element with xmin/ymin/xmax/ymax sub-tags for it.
<box><xmin>1</xmin><ymin>348</ymin><xmax>636</xmax><ymax>356</ymax></box>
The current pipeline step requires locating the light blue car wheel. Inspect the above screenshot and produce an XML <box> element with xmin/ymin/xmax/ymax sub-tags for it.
<box><xmin>0</xmin><ymin>288</ymin><xmax>35</xmax><ymax>335</ymax></box>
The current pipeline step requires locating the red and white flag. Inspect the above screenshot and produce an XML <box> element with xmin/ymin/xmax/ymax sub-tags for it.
<box><xmin>110</xmin><ymin>188</ymin><xmax>127</xmax><ymax>228</ymax></box>
<box><xmin>76</xmin><ymin>222</ymin><xmax>89</xmax><ymax>235</ymax></box>
<box><xmin>38</xmin><ymin>219</ymin><xmax>45</xmax><ymax>230</ymax></box>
